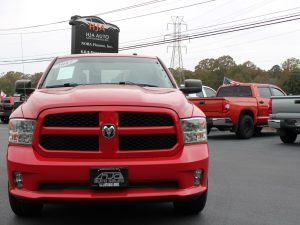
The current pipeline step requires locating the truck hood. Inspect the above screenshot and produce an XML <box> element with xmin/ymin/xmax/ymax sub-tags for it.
<box><xmin>21</xmin><ymin>85</ymin><xmax>194</xmax><ymax>118</ymax></box>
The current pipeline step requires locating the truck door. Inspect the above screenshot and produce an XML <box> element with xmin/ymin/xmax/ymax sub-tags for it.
<box><xmin>257</xmin><ymin>86</ymin><xmax>271</xmax><ymax>124</ymax></box>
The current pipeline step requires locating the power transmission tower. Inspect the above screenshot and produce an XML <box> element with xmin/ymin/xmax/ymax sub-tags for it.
<box><xmin>166</xmin><ymin>16</ymin><xmax>188</xmax><ymax>85</ymax></box>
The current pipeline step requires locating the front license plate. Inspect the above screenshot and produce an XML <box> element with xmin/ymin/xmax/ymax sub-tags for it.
<box><xmin>90</xmin><ymin>167</ymin><xmax>128</xmax><ymax>188</ymax></box>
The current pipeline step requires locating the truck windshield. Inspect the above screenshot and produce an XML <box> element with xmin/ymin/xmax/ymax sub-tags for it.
<box><xmin>217</xmin><ymin>86</ymin><xmax>252</xmax><ymax>97</ymax></box>
<box><xmin>42</xmin><ymin>57</ymin><xmax>174</xmax><ymax>88</ymax></box>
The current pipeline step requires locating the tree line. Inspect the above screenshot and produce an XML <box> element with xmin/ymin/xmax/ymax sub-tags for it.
<box><xmin>171</xmin><ymin>56</ymin><xmax>300</xmax><ymax>95</ymax></box>
<box><xmin>0</xmin><ymin>72</ymin><xmax>42</xmax><ymax>96</ymax></box>
<box><xmin>0</xmin><ymin>55</ymin><xmax>299</xmax><ymax>96</ymax></box>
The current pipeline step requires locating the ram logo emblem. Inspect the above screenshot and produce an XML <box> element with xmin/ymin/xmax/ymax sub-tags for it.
<box><xmin>102</xmin><ymin>124</ymin><xmax>116</xmax><ymax>139</ymax></box>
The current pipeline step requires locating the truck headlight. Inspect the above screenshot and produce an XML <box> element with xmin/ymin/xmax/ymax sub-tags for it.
<box><xmin>9</xmin><ymin>119</ymin><xmax>36</xmax><ymax>145</ymax></box>
<box><xmin>181</xmin><ymin>117</ymin><xmax>207</xmax><ymax>144</ymax></box>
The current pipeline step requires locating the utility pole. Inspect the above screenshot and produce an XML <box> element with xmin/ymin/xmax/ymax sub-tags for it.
<box><xmin>166</xmin><ymin>16</ymin><xmax>188</xmax><ymax>85</ymax></box>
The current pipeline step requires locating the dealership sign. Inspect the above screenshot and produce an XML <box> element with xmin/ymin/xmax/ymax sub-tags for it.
<box><xmin>69</xmin><ymin>15</ymin><xmax>120</xmax><ymax>54</ymax></box>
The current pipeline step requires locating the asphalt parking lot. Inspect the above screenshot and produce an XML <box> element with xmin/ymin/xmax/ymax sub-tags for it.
<box><xmin>0</xmin><ymin>123</ymin><xmax>299</xmax><ymax>225</ymax></box>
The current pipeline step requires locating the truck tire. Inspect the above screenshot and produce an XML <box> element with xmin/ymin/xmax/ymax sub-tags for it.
<box><xmin>236</xmin><ymin>115</ymin><xmax>254</xmax><ymax>139</ymax></box>
<box><xmin>9</xmin><ymin>190</ymin><xmax>43</xmax><ymax>217</ymax></box>
<box><xmin>280</xmin><ymin>131</ymin><xmax>297</xmax><ymax>144</ymax></box>
<box><xmin>254</xmin><ymin>127</ymin><xmax>263</xmax><ymax>136</ymax></box>
<box><xmin>207</xmin><ymin>127</ymin><xmax>211</xmax><ymax>135</ymax></box>
<box><xmin>173</xmin><ymin>189</ymin><xmax>207</xmax><ymax>215</ymax></box>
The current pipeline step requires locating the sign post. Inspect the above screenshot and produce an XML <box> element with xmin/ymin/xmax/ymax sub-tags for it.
<box><xmin>69</xmin><ymin>15</ymin><xmax>120</xmax><ymax>54</ymax></box>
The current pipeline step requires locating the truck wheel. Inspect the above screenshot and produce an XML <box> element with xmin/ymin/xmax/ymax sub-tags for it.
<box><xmin>280</xmin><ymin>131</ymin><xmax>297</xmax><ymax>144</ymax></box>
<box><xmin>207</xmin><ymin>127</ymin><xmax>211</xmax><ymax>135</ymax></box>
<box><xmin>173</xmin><ymin>189</ymin><xmax>207</xmax><ymax>215</ymax></box>
<box><xmin>236</xmin><ymin>115</ymin><xmax>254</xmax><ymax>139</ymax></box>
<box><xmin>9</xmin><ymin>190</ymin><xmax>43</xmax><ymax>217</ymax></box>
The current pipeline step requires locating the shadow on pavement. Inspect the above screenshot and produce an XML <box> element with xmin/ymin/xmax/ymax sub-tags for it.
<box><xmin>208</xmin><ymin>131</ymin><xmax>277</xmax><ymax>140</ymax></box>
<box><xmin>10</xmin><ymin>202</ymin><xmax>206</xmax><ymax>225</ymax></box>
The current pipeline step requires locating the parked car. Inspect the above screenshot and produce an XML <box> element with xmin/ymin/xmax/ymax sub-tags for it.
<box><xmin>189</xmin><ymin>83</ymin><xmax>286</xmax><ymax>139</ymax></box>
<box><xmin>7</xmin><ymin>54</ymin><xmax>209</xmax><ymax>216</ymax></box>
<box><xmin>0</xmin><ymin>97</ymin><xmax>14</xmax><ymax>123</ymax></box>
<box><xmin>268</xmin><ymin>95</ymin><xmax>300</xmax><ymax>143</ymax></box>
<box><xmin>188</xmin><ymin>85</ymin><xmax>216</xmax><ymax>98</ymax></box>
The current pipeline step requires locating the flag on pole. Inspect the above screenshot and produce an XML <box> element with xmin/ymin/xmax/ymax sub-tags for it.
<box><xmin>223</xmin><ymin>77</ymin><xmax>240</xmax><ymax>85</ymax></box>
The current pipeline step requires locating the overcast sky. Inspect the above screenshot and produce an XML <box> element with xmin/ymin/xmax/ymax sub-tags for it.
<box><xmin>0</xmin><ymin>0</ymin><xmax>300</xmax><ymax>75</ymax></box>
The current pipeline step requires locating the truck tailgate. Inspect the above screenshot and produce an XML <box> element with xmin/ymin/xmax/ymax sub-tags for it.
<box><xmin>271</xmin><ymin>96</ymin><xmax>300</xmax><ymax>118</ymax></box>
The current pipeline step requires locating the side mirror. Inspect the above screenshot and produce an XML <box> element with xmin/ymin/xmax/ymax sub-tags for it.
<box><xmin>15</xmin><ymin>80</ymin><xmax>35</xmax><ymax>95</ymax></box>
<box><xmin>180</xmin><ymin>79</ymin><xmax>202</xmax><ymax>94</ymax></box>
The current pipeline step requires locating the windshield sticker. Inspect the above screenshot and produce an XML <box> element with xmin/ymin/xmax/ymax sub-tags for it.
<box><xmin>53</xmin><ymin>59</ymin><xmax>78</xmax><ymax>69</ymax></box>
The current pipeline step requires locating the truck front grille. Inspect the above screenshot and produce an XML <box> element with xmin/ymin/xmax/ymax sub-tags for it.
<box><xmin>119</xmin><ymin>134</ymin><xmax>177</xmax><ymax>150</ymax></box>
<box><xmin>119</xmin><ymin>112</ymin><xmax>174</xmax><ymax>127</ymax></box>
<box><xmin>43</xmin><ymin>112</ymin><xmax>99</xmax><ymax>127</ymax></box>
<box><xmin>40</xmin><ymin>135</ymin><xmax>99</xmax><ymax>150</ymax></box>
<box><xmin>38</xmin><ymin>110</ymin><xmax>178</xmax><ymax>153</ymax></box>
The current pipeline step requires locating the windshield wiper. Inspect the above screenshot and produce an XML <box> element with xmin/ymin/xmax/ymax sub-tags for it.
<box><xmin>46</xmin><ymin>82</ymin><xmax>79</xmax><ymax>88</ymax></box>
<box><xmin>119</xmin><ymin>81</ymin><xmax>158</xmax><ymax>87</ymax></box>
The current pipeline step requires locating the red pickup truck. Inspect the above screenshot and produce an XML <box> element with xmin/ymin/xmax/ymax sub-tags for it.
<box><xmin>189</xmin><ymin>83</ymin><xmax>286</xmax><ymax>139</ymax></box>
<box><xmin>7</xmin><ymin>54</ymin><xmax>208</xmax><ymax>216</ymax></box>
<box><xmin>0</xmin><ymin>97</ymin><xmax>14</xmax><ymax>123</ymax></box>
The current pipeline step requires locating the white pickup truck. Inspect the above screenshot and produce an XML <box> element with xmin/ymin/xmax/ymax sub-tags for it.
<box><xmin>268</xmin><ymin>96</ymin><xmax>300</xmax><ymax>143</ymax></box>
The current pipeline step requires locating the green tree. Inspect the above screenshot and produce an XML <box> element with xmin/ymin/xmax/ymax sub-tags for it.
<box><xmin>0</xmin><ymin>71</ymin><xmax>26</xmax><ymax>95</ymax></box>
<box><xmin>282</xmin><ymin>69</ymin><xmax>300</xmax><ymax>94</ymax></box>
<box><xmin>194</xmin><ymin>56</ymin><xmax>236</xmax><ymax>89</ymax></box>
<box><xmin>194</xmin><ymin>58</ymin><xmax>216</xmax><ymax>71</ymax></box>
<box><xmin>0</xmin><ymin>71</ymin><xmax>43</xmax><ymax>96</ymax></box>
<box><xmin>30</xmin><ymin>72</ymin><xmax>43</xmax><ymax>87</ymax></box>
<box><xmin>269</xmin><ymin>65</ymin><xmax>282</xmax><ymax>77</ymax></box>
<box><xmin>169</xmin><ymin>68</ymin><xmax>194</xmax><ymax>86</ymax></box>
<box><xmin>282</xmin><ymin>57</ymin><xmax>300</xmax><ymax>72</ymax></box>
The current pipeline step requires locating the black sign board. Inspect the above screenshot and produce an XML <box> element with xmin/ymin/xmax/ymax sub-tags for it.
<box><xmin>69</xmin><ymin>15</ymin><xmax>120</xmax><ymax>54</ymax></box>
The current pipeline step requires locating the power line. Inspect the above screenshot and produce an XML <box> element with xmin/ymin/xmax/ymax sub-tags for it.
<box><xmin>115</xmin><ymin>6</ymin><xmax>300</xmax><ymax>45</ymax></box>
<box><xmin>94</xmin><ymin>0</ymin><xmax>167</xmax><ymax>16</ymax></box>
<box><xmin>0</xmin><ymin>3</ymin><xmax>299</xmax><ymax>53</ymax></box>
<box><xmin>119</xmin><ymin>12</ymin><xmax>300</xmax><ymax>50</ymax></box>
<box><xmin>182</xmin><ymin>7</ymin><xmax>300</xmax><ymax>35</ymax></box>
<box><xmin>0</xmin><ymin>28</ymin><xmax>70</xmax><ymax>36</ymax></box>
<box><xmin>1</xmin><ymin>12</ymin><xmax>300</xmax><ymax>65</ymax></box>
<box><xmin>111</xmin><ymin>0</ymin><xmax>216</xmax><ymax>22</ymax></box>
<box><xmin>188</xmin><ymin>28</ymin><xmax>300</xmax><ymax>54</ymax></box>
<box><xmin>1</xmin><ymin>5</ymin><xmax>298</xmax><ymax>60</ymax></box>
<box><xmin>4</xmin><ymin>0</ymin><xmax>297</xmax><ymax>40</ymax></box>
<box><xmin>0</xmin><ymin>51</ymin><xmax>68</xmax><ymax>61</ymax></box>
<box><xmin>0</xmin><ymin>58</ymin><xmax>54</xmax><ymax>65</ymax></box>
<box><xmin>0</xmin><ymin>57</ymin><xmax>54</xmax><ymax>63</ymax></box>
<box><xmin>0</xmin><ymin>0</ymin><xmax>217</xmax><ymax>35</ymax></box>
<box><xmin>0</xmin><ymin>0</ymin><xmax>167</xmax><ymax>31</ymax></box>
<box><xmin>119</xmin><ymin>7</ymin><xmax>300</xmax><ymax>46</ymax></box>
<box><xmin>0</xmin><ymin>3</ymin><xmax>293</xmax><ymax>41</ymax></box>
